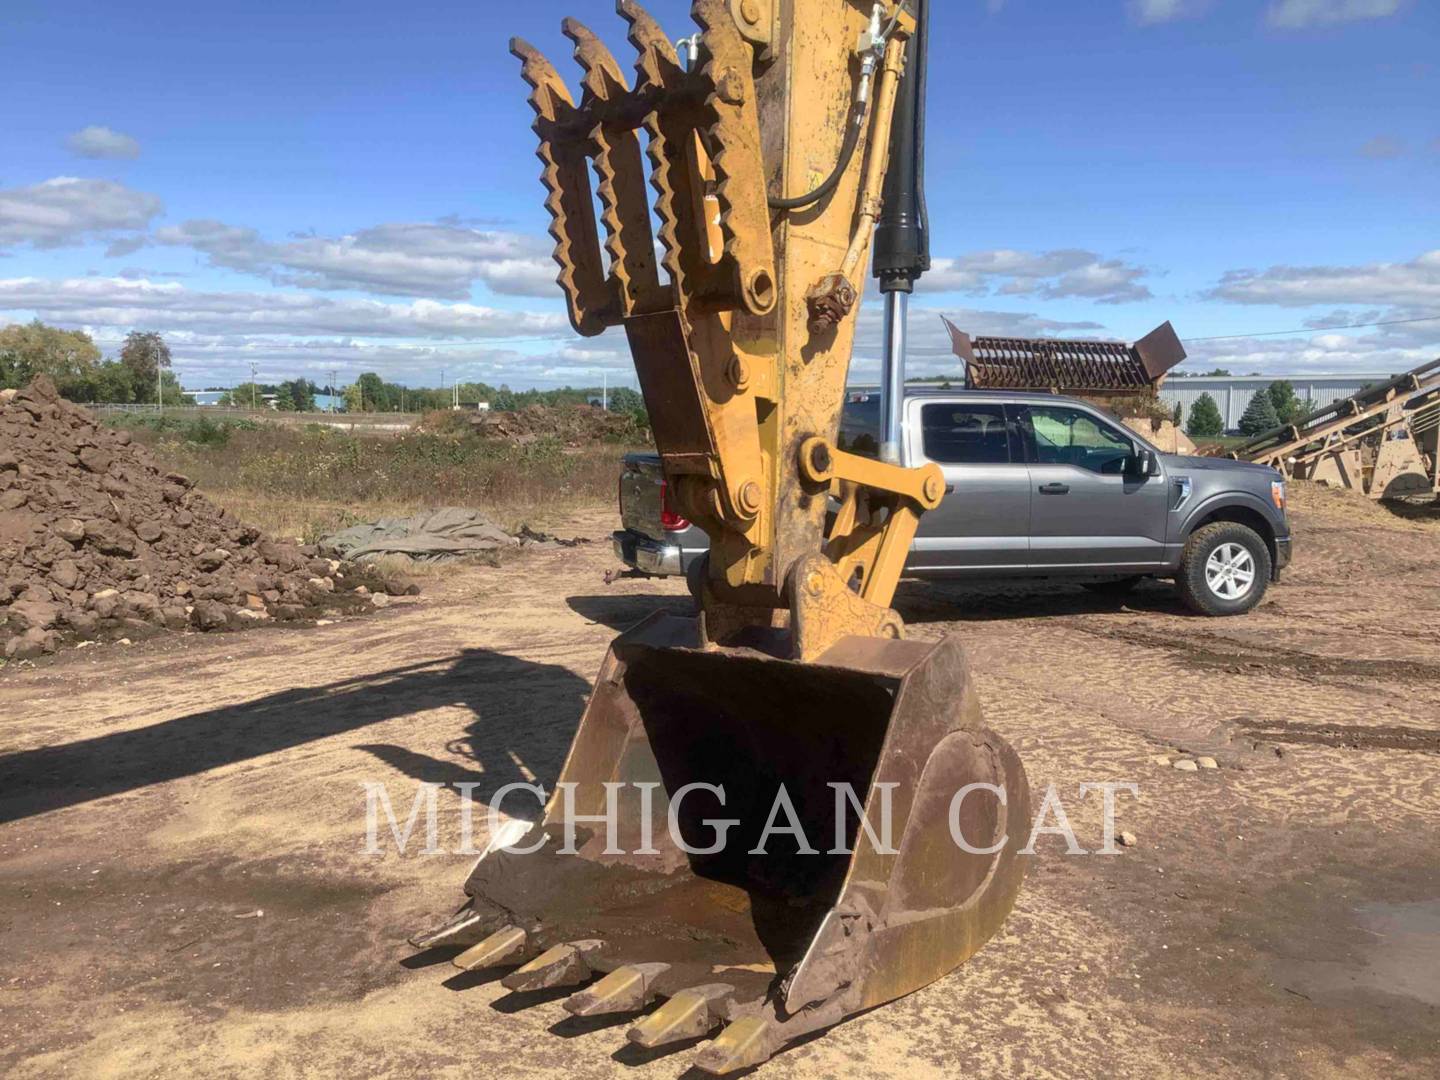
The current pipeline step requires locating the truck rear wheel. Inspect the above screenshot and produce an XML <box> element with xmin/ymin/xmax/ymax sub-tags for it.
<box><xmin>1177</xmin><ymin>522</ymin><xmax>1271</xmax><ymax>616</ymax></box>
<box><xmin>685</xmin><ymin>553</ymin><xmax>710</xmax><ymax>609</ymax></box>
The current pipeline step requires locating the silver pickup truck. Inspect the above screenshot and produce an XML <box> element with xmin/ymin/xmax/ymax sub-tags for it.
<box><xmin>615</xmin><ymin>388</ymin><xmax>1293</xmax><ymax>616</ymax></box>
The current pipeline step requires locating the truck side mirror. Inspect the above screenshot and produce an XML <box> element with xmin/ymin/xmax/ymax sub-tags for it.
<box><xmin>1128</xmin><ymin>448</ymin><xmax>1160</xmax><ymax>477</ymax></box>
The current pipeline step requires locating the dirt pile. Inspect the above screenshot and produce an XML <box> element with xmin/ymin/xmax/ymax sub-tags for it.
<box><xmin>467</xmin><ymin>404</ymin><xmax>644</xmax><ymax>446</ymax></box>
<box><xmin>0</xmin><ymin>377</ymin><xmax>381</xmax><ymax>660</ymax></box>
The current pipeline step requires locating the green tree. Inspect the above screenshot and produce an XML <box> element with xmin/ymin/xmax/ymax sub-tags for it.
<box><xmin>1238</xmin><ymin>391</ymin><xmax>1280</xmax><ymax>436</ymax></box>
<box><xmin>355</xmin><ymin>372</ymin><xmax>386</xmax><ymax>412</ymax></box>
<box><xmin>1172</xmin><ymin>401</ymin><xmax>1183</xmax><ymax>426</ymax></box>
<box><xmin>274</xmin><ymin>385</ymin><xmax>297</xmax><ymax>411</ymax></box>
<box><xmin>1185</xmin><ymin>393</ymin><xmax>1225</xmax><ymax>438</ymax></box>
<box><xmin>0</xmin><ymin>320</ymin><xmax>101</xmax><ymax>391</ymax></box>
<box><xmin>279</xmin><ymin>378</ymin><xmax>317</xmax><ymax>411</ymax></box>
<box><xmin>119</xmin><ymin>330</ymin><xmax>172</xmax><ymax>398</ymax></box>
<box><xmin>221</xmin><ymin>382</ymin><xmax>268</xmax><ymax>409</ymax></box>
<box><xmin>1266</xmin><ymin>380</ymin><xmax>1304</xmax><ymax>425</ymax></box>
<box><xmin>342</xmin><ymin>382</ymin><xmax>365</xmax><ymax>413</ymax></box>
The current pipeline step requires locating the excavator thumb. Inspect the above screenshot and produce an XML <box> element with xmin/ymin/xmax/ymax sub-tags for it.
<box><xmin>411</xmin><ymin>615</ymin><xmax>1028</xmax><ymax>1072</ymax></box>
<box><xmin>410</xmin><ymin>1</ymin><xmax>1030</xmax><ymax>1070</ymax></box>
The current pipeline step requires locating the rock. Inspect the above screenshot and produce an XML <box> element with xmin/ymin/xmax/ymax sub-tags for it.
<box><xmin>63</xmin><ymin>610</ymin><xmax>100</xmax><ymax>636</ymax></box>
<box><xmin>55</xmin><ymin>518</ymin><xmax>86</xmax><ymax>544</ymax></box>
<box><xmin>0</xmin><ymin>489</ymin><xmax>27</xmax><ymax>511</ymax></box>
<box><xmin>83</xmin><ymin>520</ymin><xmax>136</xmax><ymax>557</ymax></box>
<box><xmin>1117</xmin><ymin>831</ymin><xmax>1139</xmax><ymax>848</ymax></box>
<box><xmin>5</xmin><ymin>628</ymin><xmax>57</xmax><ymax>659</ymax></box>
<box><xmin>135</xmin><ymin>520</ymin><xmax>163</xmax><ymax>543</ymax></box>
<box><xmin>191</xmin><ymin>600</ymin><xmax>231</xmax><ymax>631</ymax></box>
<box><xmin>1173</xmin><ymin>759</ymin><xmax>1199</xmax><ymax>772</ymax></box>
<box><xmin>7</xmin><ymin>600</ymin><xmax>60</xmax><ymax>631</ymax></box>
<box><xmin>353</xmin><ymin>585</ymin><xmax>370</xmax><ymax>597</ymax></box>
<box><xmin>49</xmin><ymin>561</ymin><xmax>80</xmax><ymax>591</ymax></box>
<box><xmin>1196</xmin><ymin>756</ymin><xmax>1219</xmax><ymax>770</ymax></box>
<box><xmin>120</xmin><ymin>591</ymin><xmax>163</xmax><ymax>623</ymax></box>
<box><xmin>77</xmin><ymin>447</ymin><xmax>113</xmax><ymax>474</ymax></box>
<box><xmin>233</xmin><ymin>608</ymin><xmax>269</xmax><ymax>621</ymax></box>
<box><xmin>308</xmin><ymin>576</ymin><xmax>334</xmax><ymax>593</ymax></box>
<box><xmin>196</xmin><ymin>550</ymin><xmax>228</xmax><ymax>572</ymax></box>
<box><xmin>369</xmin><ymin>593</ymin><xmax>391</xmax><ymax>608</ymax></box>
<box><xmin>1151</xmin><ymin>755</ymin><xmax>1172</xmax><ymax>767</ymax></box>
<box><xmin>243</xmin><ymin>594</ymin><xmax>266</xmax><ymax>610</ymax></box>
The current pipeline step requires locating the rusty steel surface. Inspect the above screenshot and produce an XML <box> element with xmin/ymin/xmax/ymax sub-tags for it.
<box><xmin>944</xmin><ymin>317</ymin><xmax>1187</xmax><ymax>394</ymax></box>
<box><xmin>411</xmin><ymin>3</ymin><xmax>1030</xmax><ymax>1072</ymax></box>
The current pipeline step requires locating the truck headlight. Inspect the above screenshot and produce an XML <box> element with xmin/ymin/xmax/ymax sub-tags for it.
<box><xmin>1271</xmin><ymin>480</ymin><xmax>1286</xmax><ymax>510</ymax></box>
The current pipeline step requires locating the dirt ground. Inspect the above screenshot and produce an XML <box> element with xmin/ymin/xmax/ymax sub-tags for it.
<box><xmin>2</xmin><ymin>491</ymin><xmax>1437</xmax><ymax>1079</ymax></box>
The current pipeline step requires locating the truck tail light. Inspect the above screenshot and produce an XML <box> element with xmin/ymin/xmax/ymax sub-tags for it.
<box><xmin>660</xmin><ymin>479</ymin><xmax>690</xmax><ymax>532</ymax></box>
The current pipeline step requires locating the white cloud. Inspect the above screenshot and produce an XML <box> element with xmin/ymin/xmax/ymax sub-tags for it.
<box><xmin>1128</xmin><ymin>0</ymin><xmax>1206</xmax><ymax>25</ymax></box>
<box><xmin>850</xmin><ymin>303</ymin><xmax>1109</xmax><ymax>380</ymax></box>
<box><xmin>0</xmin><ymin>275</ymin><xmax>568</xmax><ymax>340</ymax></box>
<box><xmin>1267</xmin><ymin>0</ymin><xmax>1405</xmax><ymax>29</ymax></box>
<box><xmin>152</xmin><ymin>218</ymin><xmax>557</xmax><ymax>299</ymax></box>
<box><xmin>920</xmin><ymin>249</ymin><xmax>1153</xmax><ymax>304</ymax></box>
<box><xmin>1358</xmin><ymin>134</ymin><xmax>1406</xmax><ymax>158</ymax></box>
<box><xmin>0</xmin><ymin>177</ymin><xmax>163</xmax><ymax>250</ymax></box>
<box><xmin>1184</xmin><ymin>327</ymin><xmax>1434</xmax><ymax>375</ymax></box>
<box><xmin>65</xmin><ymin>125</ymin><xmax>142</xmax><ymax>160</ymax></box>
<box><xmin>1205</xmin><ymin>250</ymin><xmax>1440</xmax><ymax>309</ymax></box>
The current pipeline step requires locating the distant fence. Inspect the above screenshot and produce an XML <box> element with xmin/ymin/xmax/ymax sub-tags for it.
<box><xmin>85</xmin><ymin>403</ymin><xmax>419</xmax><ymax>428</ymax></box>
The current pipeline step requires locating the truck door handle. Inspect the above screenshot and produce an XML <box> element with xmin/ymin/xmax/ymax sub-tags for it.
<box><xmin>1038</xmin><ymin>482</ymin><xmax>1070</xmax><ymax>495</ymax></box>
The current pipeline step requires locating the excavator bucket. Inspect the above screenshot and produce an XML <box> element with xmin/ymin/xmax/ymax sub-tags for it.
<box><xmin>410</xmin><ymin>614</ymin><xmax>1028</xmax><ymax>1072</ymax></box>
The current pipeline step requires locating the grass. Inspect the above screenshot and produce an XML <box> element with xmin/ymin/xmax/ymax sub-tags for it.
<box><xmin>120</xmin><ymin>421</ymin><xmax>637</xmax><ymax>541</ymax></box>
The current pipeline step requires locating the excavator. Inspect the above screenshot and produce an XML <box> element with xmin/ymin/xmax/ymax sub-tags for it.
<box><xmin>409</xmin><ymin>1</ymin><xmax>1029</xmax><ymax>1070</ymax></box>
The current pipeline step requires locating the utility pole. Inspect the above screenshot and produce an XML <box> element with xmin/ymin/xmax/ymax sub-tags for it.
<box><xmin>156</xmin><ymin>362</ymin><xmax>163</xmax><ymax>416</ymax></box>
<box><xmin>249</xmin><ymin>363</ymin><xmax>259</xmax><ymax>411</ymax></box>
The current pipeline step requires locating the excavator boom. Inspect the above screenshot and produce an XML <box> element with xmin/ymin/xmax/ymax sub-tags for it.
<box><xmin>410</xmin><ymin>3</ymin><xmax>1029</xmax><ymax>1070</ymax></box>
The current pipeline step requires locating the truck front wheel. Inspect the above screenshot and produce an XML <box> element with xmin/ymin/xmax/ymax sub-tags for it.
<box><xmin>1177</xmin><ymin>522</ymin><xmax>1272</xmax><ymax>616</ymax></box>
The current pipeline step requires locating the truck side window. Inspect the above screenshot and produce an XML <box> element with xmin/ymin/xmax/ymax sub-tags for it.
<box><xmin>838</xmin><ymin>394</ymin><xmax>881</xmax><ymax>458</ymax></box>
<box><xmin>1018</xmin><ymin>405</ymin><xmax>1134</xmax><ymax>474</ymax></box>
<box><xmin>921</xmin><ymin>403</ymin><xmax>1013</xmax><ymax>465</ymax></box>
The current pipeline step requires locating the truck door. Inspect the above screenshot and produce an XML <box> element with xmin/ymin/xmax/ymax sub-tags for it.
<box><xmin>908</xmin><ymin>400</ymin><xmax>1031</xmax><ymax>571</ymax></box>
<box><xmin>1011</xmin><ymin>403</ymin><xmax>1169</xmax><ymax>570</ymax></box>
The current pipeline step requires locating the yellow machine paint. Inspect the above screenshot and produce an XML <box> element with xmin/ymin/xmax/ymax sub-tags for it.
<box><xmin>410</xmin><ymin>3</ymin><xmax>1028</xmax><ymax>1070</ymax></box>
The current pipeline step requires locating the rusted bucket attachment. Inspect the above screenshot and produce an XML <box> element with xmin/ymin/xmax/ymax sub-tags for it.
<box><xmin>410</xmin><ymin>613</ymin><xmax>1028</xmax><ymax>1073</ymax></box>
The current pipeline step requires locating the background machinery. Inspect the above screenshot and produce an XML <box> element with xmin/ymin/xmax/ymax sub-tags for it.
<box><xmin>410</xmin><ymin>2</ymin><xmax>1029</xmax><ymax>1071</ymax></box>
<box><xmin>1229</xmin><ymin>358</ymin><xmax>1440</xmax><ymax>501</ymax></box>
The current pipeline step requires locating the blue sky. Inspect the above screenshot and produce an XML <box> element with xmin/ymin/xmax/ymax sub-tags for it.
<box><xmin>1</xmin><ymin>0</ymin><xmax>1435</xmax><ymax>390</ymax></box>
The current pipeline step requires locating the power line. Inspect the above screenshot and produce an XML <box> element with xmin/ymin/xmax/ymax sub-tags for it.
<box><xmin>1187</xmin><ymin>314</ymin><xmax>1440</xmax><ymax>342</ymax></box>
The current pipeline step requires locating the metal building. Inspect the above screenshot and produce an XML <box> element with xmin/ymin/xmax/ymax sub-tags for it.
<box><xmin>1158</xmin><ymin>373</ymin><xmax>1393</xmax><ymax>433</ymax></box>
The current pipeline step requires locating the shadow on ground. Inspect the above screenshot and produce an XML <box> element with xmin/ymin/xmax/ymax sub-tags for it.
<box><xmin>566</xmin><ymin>578</ymin><xmax>1190</xmax><ymax>634</ymax></box>
<box><xmin>0</xmin><ymin>649</ymin><xmax>588</xmax><ymax>824</ymax></box>
<box><xmin>567</xmin><ymin>592</ymin><xmax>692</xmax><ymax>632</ymax></box>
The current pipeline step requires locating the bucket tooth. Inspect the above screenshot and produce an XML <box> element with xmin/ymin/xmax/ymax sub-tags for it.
<box><xmin>407</xmin><ymin>905</ymin><xmax>491</xmax><ymax>950</ymax></box>
<box><xmin>626</xmin><ymin>983</ymin><xmax>734</xmax><ymax>1049</ymax></box>
<box><xmin>451</xmin><ymin>925</ymin><xmax>527</xmax><ymax>973</ymax></box>
<box><xmin>563</xmin><ymin>962</ymin><xmax>670</xmax><ymax>1017</ymax></box>
<box><xmin>500</xmin><ymin>939</ymin><xmax>603</xmax><ymax>992</ymax></box>
<box><xmin>693</xmin><ymin>1017</ymin><xmax>774</xmax><ymax>1076</ymax></box>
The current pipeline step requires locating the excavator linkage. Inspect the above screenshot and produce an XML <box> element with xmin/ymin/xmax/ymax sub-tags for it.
<box><xmin>411</xmin><ymin>2</ymin><xmax>1030</xmax><ymax>1069</ymax></box>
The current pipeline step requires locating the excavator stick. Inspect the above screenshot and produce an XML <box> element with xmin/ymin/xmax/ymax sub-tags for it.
<box><xmin>411</xmin><ymin>1</ymin><xmax>1030</xmax><ymax>1069</ymax></box>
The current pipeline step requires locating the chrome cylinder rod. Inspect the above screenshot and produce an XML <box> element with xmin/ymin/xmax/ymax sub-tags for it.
<box><xmin>880</xmin><ymin>289</ymin><xmax>908</xmax><ymax>464</ymax></box>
